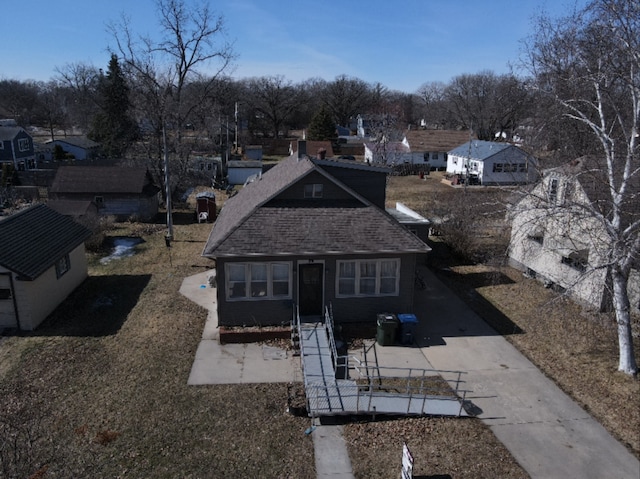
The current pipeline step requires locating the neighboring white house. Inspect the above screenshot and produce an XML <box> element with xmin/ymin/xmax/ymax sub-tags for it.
<box><xmin>227</xmin><ymin>160</ymin><xmax>263</xmax><ymax>186</ymax></box>
<box><xmin>401</xmin><ymin>129</ymin><xmax>474</xmax><ymax>170</ymax></box>
<box><xmin>363</xmin><ymin>141</ymin><xmax>411</xmax><ymax>165</ymax></box>
<box><xmin>447</xmin><ymin>140</ymin><xmax>538</xmax><ymax>185</ymax></box>
<box><xmin>508</xmin><ymin>157</ymin><xmax>640</xmax><ymax>312</ymax></box>
<box><xmin>0</xmin><ymin>204</ymin><xmax>92</xmax><ymax>331</ymax></box>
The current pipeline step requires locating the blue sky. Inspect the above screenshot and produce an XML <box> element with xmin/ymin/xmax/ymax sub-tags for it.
<box><xmin>3</xmin><ymin>0</ymin><xmax>587</xmax><ymax>93</ymax></box>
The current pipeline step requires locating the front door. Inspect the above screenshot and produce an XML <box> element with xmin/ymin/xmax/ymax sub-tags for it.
<box><xmin>298</xmin><ymin>263</ymin><xmax>323</xmax><ymax>317</ymax></box>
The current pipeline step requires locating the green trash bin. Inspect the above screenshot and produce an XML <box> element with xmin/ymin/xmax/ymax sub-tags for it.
<box><xmin>376</xmin><ymin>313</ymin><xmax>398</xmax><ymax>346</ymax></box>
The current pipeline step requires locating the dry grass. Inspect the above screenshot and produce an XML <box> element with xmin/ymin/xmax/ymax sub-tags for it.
<box><xmin>386</xmin><ymin>175</ymin><xmax>639</xmax><ymax>459</ymax></box>
<box><xmin>0</xmin><ymin>216</ymin><xmax>314</xmax><ymax>478</ymax></box>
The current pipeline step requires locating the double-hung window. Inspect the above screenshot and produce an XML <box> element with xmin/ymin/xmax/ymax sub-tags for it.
<box><xmin>337</xmin><ymin>259</ymin><xmax>399</xmax><ymax>297</ymax></box>
<box><xmin>55</xmin><ymin>254</ymin><xmax>71</xmax><ymax>278</ymax></box>
<box><xmin>226</xmin><ymin>262</ymin><xmax>292</xmax><ymax>300</ymax></box>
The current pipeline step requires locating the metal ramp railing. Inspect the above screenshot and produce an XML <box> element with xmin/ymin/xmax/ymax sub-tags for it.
<box><xmin>293</xmin><ymin>305</ymin><xmax>470</xmax><ymax>418</ymax></box>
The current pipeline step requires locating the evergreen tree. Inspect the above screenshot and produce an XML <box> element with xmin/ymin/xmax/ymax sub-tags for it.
<box><xmin>307</xmin><ymin>106</ymin><xmax>336</xmax><ymax>141</ymax></box>
<box><xmin>89</xmin><ymin>54</ymin><xmax>138</xmax><ymax>157</ymax></box>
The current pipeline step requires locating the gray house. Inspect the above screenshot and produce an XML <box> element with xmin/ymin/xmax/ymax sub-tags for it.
<box><xmin>0</xmin><ymin>124</ymin><xmax>36</xmax><ymax>170</ymax></box>
<box><xmin>202</xmin><ymin>153</ymin><xmax>431</xmax><ymax>328</ymax></box>
<box><xmin>49</xmin><ymin>166</ymin><xmax>160</xmax><ymax>222</ymax></box>
<box><xmin>0</xmin><ymin>204</ymin><xmax>92</xmax><ymax>331</ymax></box>
<box><xmin>45</xmin><ymin>137</ymin><xmax>100</xmax><ymax>160</ymax></box>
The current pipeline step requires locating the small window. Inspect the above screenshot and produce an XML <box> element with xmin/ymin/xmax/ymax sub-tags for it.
<box><xmin>548</xmin><ymin>178</ymin><xmax>559</xmax><ymax>204</ymax></box>
<box><xmin>518</xmin><ymin>163</ymin><xmax>527</xmax><ymax>172</ymax></box>
<box><xmin>432</xmin><ymin>152</ymin><xmax>439</xmax><ymax>160</ymax></box>
<box><xmin>0</xmin><ymin>288</ymin><xmax>12</xmax><ymax>300</ymax></box>
<box><xmin>304</xmin><ymin>184</ymin><xmax>323</xmax><ymax>198</ymax></box>
<box><xmin>493</xmin><ymin>163</ymin><xmax>503</xmax><ymax>173</ymax></box>
<box><xmin>95</xmin><ymin>196</ymin><xmax>105</xmax><ymax>208</ymax></box>
<box><xmin>226</xmin><ymin>262</ymin><xmax>291</xmax><ymax>300</ymax></box>
<box><xmin>561</xmin><ymin>250</ymin><xmax>588</xmax><ymax>272</ymax></box>
<box><xmin>55</xmin><ymin>255</ymin><xmax>71</xmax><ymax>278</ymax></box>
<box><xmin>528</xmin><ymin>233</ymin><xmax>544</xmax><ymax>245</ymax></box>
<box><xmin>18</xmin><ymin>138</ymin><xmax>30</xmax><ymax>151</ymax></box>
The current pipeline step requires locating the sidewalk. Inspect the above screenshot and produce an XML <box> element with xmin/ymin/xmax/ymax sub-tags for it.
<box><xmin>180</xmin><ymin>268</ymin><xmax>640</xmax><ymax>479</ymax></box>
<box><xmin>412</xmin><ymin>266</ymin><xmax>640</xmax><ymax>479</ymax></box>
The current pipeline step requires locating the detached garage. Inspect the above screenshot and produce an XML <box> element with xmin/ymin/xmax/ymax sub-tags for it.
<box><xmin>0</xmin><ymin>204</ymin><xmax>91</xmax><ymax>331</ymax></box>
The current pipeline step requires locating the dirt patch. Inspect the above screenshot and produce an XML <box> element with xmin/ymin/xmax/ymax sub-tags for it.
<box><xmin>219</xmin><ymin>325</ymin><xmax>291</xmax><ymax>344</ymax></box>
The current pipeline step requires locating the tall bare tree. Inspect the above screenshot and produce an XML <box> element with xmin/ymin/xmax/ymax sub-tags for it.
<box><xmin>523</xmin><ymin>0</ymin><xmax>639</xmax><ymax>374</ymax></box>
<box><xmin>108</xmin><ymin>0</ymin><xmax>235</xmax><ymax>207</ymax></box>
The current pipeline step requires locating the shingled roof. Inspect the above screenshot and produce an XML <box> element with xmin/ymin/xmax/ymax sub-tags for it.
<box><xmin>203</xmin><ymin>155</ymin><xmax>430</xmax><ymax>258</ymax></box>
<box><xmin>403</xmin><ymin>129</ymin><xmax>474</xmax><ymax>152</ymax></box>
<box><xmin>50</xmin><ymin>166</ymin><xmax>159</xmax><ymax>196</ymax></box>
<box><xmin>0</xmin><ymin>204</ymin><xmax>92</xmax><ymax>280</ymax></box>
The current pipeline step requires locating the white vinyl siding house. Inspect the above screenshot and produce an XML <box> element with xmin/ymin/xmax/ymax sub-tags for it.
<box><xmin>447</xmin><ymin>140</ymin><xmax>538</xmax><ymax>185</ymax></box>
<box><xmin>508</xmin><ymin>159</ymin><xmax>640</xmax><ymax>312</ymax></box>
<box><xmin>0</xmin><ymin>204</ymin><xmax>91</xmax><ymax>331</ymax></box>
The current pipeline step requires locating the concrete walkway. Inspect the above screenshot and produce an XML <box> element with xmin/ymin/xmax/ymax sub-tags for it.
<box><xmin>412</xmin><ymin>266</ymin><xmax>640</xmax><ymax>479</ymax></box>
<box><xmin>180</xmin><ymin>270</ymin><xmax>355</xmax><ymax>478</ymax></box>
<box><xmin>180</xmin><ymin>268</ymin><xmax>640</xmax><ymax>479</ymax></box>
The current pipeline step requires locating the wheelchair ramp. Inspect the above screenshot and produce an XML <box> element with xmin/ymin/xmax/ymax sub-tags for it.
<box><xmin>296</xmin><ymin>317</ymin><xmax>468</xmax><ymax>418</ymax></box>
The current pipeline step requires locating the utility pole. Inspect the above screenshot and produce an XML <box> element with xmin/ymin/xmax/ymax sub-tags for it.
<box><xmin>163</xmin><ymin>122</ymin><xmax>173</xmax><ymax>242</ymax></box>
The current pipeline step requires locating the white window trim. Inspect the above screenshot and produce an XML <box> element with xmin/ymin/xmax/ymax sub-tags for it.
<box><xmin>225</xmin><ymin>262</ymin><xmax>293</xmax><ymax>301</ymax></box>
<box><xmin>336</xmin><ymin>258</ymin><xmax>400</xmax><ymax>298</ymax></box>
<box><xmin>18</xmin><ymin>138</ymin><xmax>30</xmax><ymax>152</ymax></box>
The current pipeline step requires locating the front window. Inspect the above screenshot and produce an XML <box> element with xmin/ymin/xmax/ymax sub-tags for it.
<box><xmin>337</xmin><ymin>259</ymin><xmax>400</xmax><ymax>297</ymax></box>
<box><xmin>493</xmin><ymin>163</ymin><xmax>503</xmax><ymax>173</ymax></box>
<box><xmin>226</xmin><ymin>262</ymin><xmax>292</xmax><ymax>300</ymax></box>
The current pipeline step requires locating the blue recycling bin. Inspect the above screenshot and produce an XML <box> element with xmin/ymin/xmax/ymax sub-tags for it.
<box><xmin>397</xmin><ymin>314</ymin><xmax>418</xmax><ymax>345</ymax></box>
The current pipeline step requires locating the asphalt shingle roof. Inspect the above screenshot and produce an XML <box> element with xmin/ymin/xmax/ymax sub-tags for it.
<box><xmin>403</xmin><ymin>129</ymin><xmax>474</xmax><ymax>152</ymax></box>
<box><xmin>0</xmin><ymin>204</ymin><xmax>92</xmax><ymax>280</ymax></box>
<box><xmin>50</xmin><ymin>166</ymin><xmax>159</xmax><ymax>196</ymax></box>
<box><xmin>203</xmin><ymin>155</ymin><xmax>430</xmax><ymax>258</ymax></box>
<box><xmin>448</xmin><ymin>140</ymin><xmax>515</xmax><ymax>160</ymax></box>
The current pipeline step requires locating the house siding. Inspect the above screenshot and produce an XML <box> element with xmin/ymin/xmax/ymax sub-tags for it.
<box><xmin>215</xmin><ymin>253</ymin><xmax>418</xmax><ymax>327</ymax></box>
<box><xmin>3</xmin><ymin>244</ymin><xmax>88</xmax><ymax>330</ymax></box>
<box><xmin>317</xmin><ymin>165</ymin><xmax>387</xmax><ymax>209</ymax></box>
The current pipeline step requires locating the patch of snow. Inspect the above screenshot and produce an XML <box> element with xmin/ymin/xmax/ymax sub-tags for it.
<box><xmin>100</xmin><ymin>237</ymin><xmax>144</xmax><ymax>264</ymax></box>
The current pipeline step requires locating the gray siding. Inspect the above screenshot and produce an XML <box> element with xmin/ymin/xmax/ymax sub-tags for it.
<box><xmin>215</xmin><ymin>253</ymin><xmax>418</xmax><ymax>327</ymax></box>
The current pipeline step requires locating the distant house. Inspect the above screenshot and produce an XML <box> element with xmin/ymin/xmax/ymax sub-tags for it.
<box><xmin>363</xmin><ymin>141</ymin><xmax>411</xmax><ymax>165</ymax></box>
<box><xmin>289</xmin><ymin>139</ymin><xmax>334</xmax><ymax>159</ymax></box>
<box><xmin>227</xmin><ymin>160</ymin><xmax>263</xmax><ymax>186</ymax></box>
<box><xmin>0</xmin><ymin>204</ymin><xmax>92</xmax><ymax>331</ymax></box>
<box><xmin>402</xmin><ymin>129</ymin><xmax>474</xmax><ymax>170</ymax></box>
<box><xmin>45</xmin><ymin>137</ymin><xmax>100</xmax><ymax>160</ymax></box>
<box><xmin>243</xmin><ymin>145</ymin><xmax>263</xmax><ymax>161</ymax></box>
<box><xmin>508</xmin><ymin>157</ymin><xmax>640</xmax><ymax>312</ymax></box>
<box><xmin>447</xmin><ymin>140</ymin><xmax>538</xmax><ymax>185</ymax></box>
<box><xmin>202</xmin><ymin>153</ymin><xmax>431</xmax><ymax>328</ymax></box>
<box><xmin>49</xmin><ymin>166</ymin><xmax>160</xmax><ymax>221</ymax></box>
<box><xmin>0</xmin><ymin>124</ymin><xmax>37</xmax><ymax>171</ymax></box>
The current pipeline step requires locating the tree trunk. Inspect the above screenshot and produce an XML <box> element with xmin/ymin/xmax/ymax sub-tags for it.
<box><xmin>611</xmin><ymin>269</ymin><xmax>638</xmax><ymax>375</ymax></box>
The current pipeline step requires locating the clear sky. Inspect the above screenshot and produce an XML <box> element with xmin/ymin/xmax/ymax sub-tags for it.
<box><xmin>2</xmin><ymin>0</ymin><xmax>587</xmax><ymax>93</ymax></box>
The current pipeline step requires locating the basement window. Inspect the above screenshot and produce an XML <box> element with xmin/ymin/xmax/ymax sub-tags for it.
<box><xmin>0</xmin><ymin>288</ymin><xmax>11</xmax><ymax>300</ymax></box>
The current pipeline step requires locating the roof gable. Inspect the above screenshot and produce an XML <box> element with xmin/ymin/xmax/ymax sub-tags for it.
<box><xmin>0</xmin><ymin>204</ymin><xmax>92</xmax><ymax>279</ymax></box>
<box><xmin>203</xmin><ymin>155</ymin><xmax>429</xmax><ymax>258</ymax></box>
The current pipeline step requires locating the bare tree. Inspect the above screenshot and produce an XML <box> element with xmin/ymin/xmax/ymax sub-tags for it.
<box><xmin>444</xmin><ymin>71</ymin><xmax>532</xmax><ymax>141</ymax></box>
<box><xmin>522</xmin><ymin>0</ymin><xmax>639</xmax><ymax>374</ymax></box>
<box><xmin>108</xmin><ymin>0</ymin><xmax>235</xmax><ymax>208</ymax></box>
<box><xmin>244</xmin><ymin>75</ymin><xmax>300</xmax><ymax>139</ymax></box>
<box><xmin>323</xmin><ymin>75</ymin><xmax>371</xmax><ymax>128</ymax></box>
